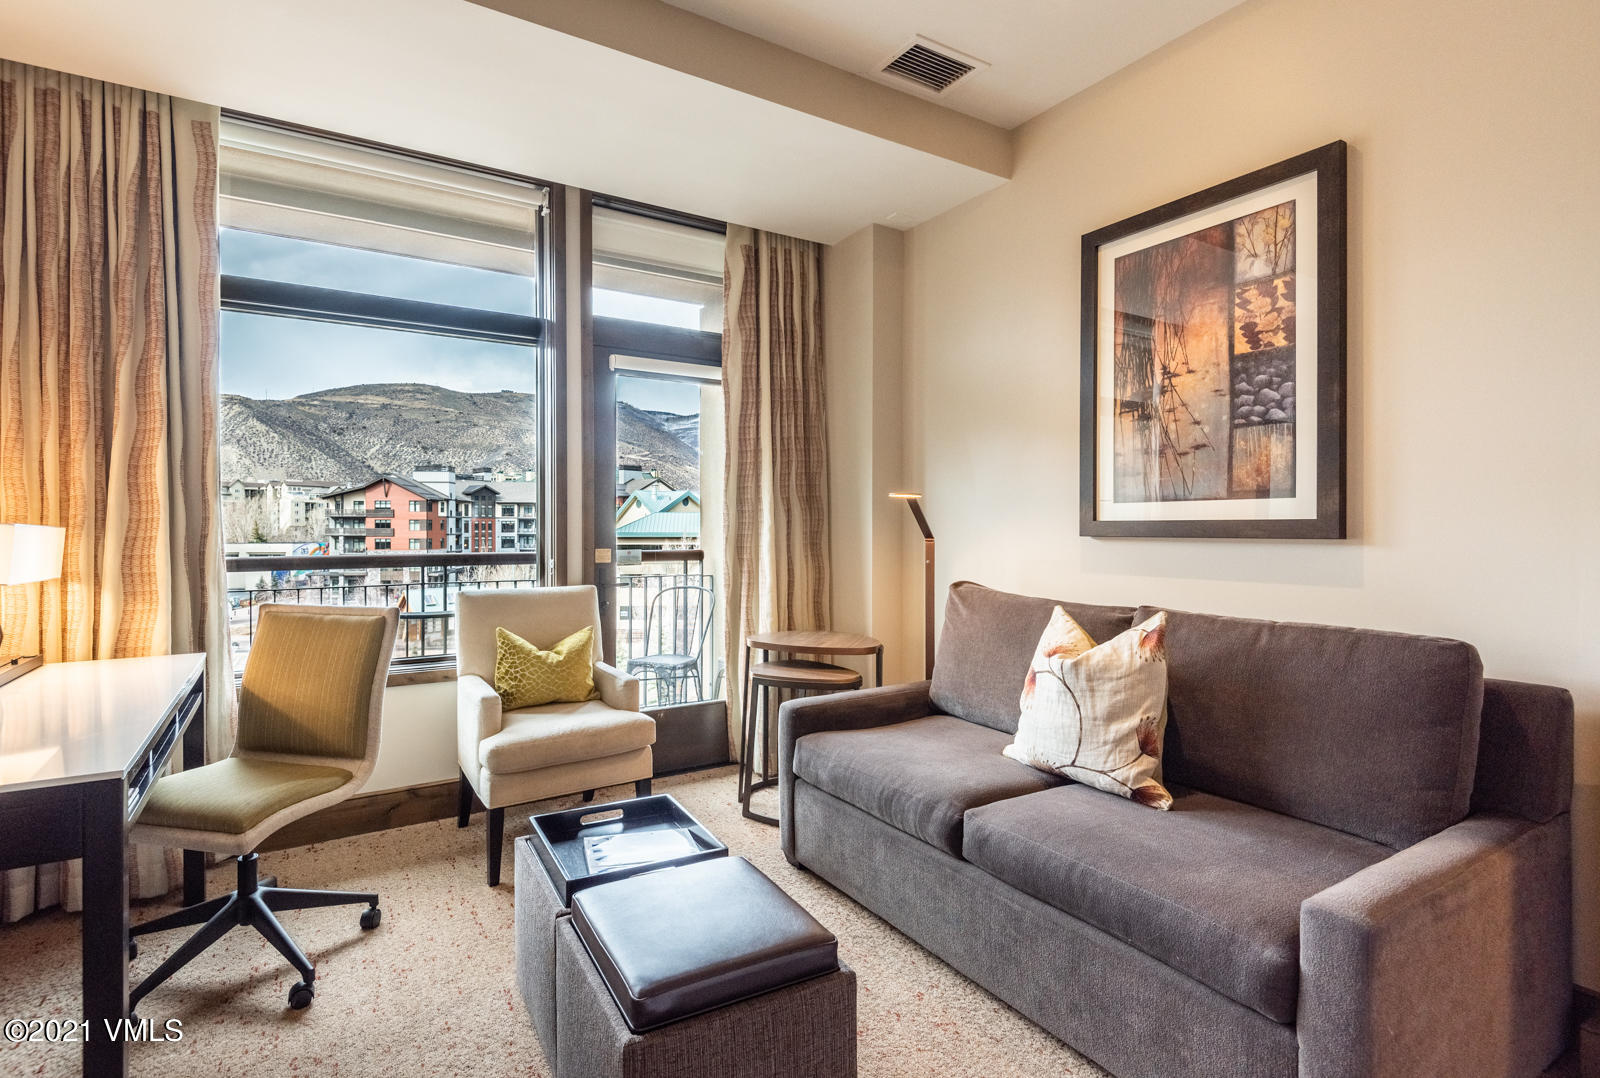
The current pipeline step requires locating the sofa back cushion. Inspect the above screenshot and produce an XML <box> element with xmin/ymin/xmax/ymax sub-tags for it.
<box><xmin>931</xmin><ymin>582</ymin><xmax>1137</xmax><ymax>734</ymax></box>
<box><xmin>1473</xmin><ymin>679</ymin><xmax>1573</xmax><ymax>823</ymax></box>
<box><xmin>1138</xmin><ymin>606</ymin><xmax>1483</xmax><ymax>849</ymax></box>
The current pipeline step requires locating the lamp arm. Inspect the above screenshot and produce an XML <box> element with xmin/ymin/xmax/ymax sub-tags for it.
<box><xmin>905</xmin><ymin>498</ymin><xmax>934</xmax><ymax>541</ymax></box>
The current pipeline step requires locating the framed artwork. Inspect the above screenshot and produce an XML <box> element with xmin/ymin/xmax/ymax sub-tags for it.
<box><xmin>1079</xmin><ymin>141</ymin><xmax>1347</xmax><ymax>539</ymax></box>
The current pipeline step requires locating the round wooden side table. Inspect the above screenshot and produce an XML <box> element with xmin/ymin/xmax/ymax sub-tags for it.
<box><xmin>739</xmin><ymin>631</ymin><xmax>884</xmax><ymax>825</ymax></box>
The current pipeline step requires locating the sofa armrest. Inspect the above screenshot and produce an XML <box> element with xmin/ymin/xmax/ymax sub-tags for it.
<box><xmin>457</xmin><ymin>674</ymin><xmax>504</xmax><ymax>779</ymax></box>
<box><xmin>777</xmin><ymin>680</ymin><xmax>934</xmax><ymax>864</ymax></box>
<box><xmin>1299</xmin><ymin>812</ymin><xmax>1571</xmax><ymax>1078</ymax></box>
<box><xmin>593</xmin><ymin>661</ymin><xmax>641</xmax><ymax>713</ymax></box>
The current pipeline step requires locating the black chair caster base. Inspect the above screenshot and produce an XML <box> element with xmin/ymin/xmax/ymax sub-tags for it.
<box><xmin>288</xmin><ymin>981</ymin><xmax>315</xmax><ymax>1010</ymax></box>
<box><xmin>360</xmin><ymin>906</ymin><xmax>381</xmax><ymax>930</ymax></box>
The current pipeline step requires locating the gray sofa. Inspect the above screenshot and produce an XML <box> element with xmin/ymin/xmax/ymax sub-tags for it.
<box><xmin>778</xmin><ymin>581</ymin><xmax>1572</xmax><ymax>1078</ymax></box>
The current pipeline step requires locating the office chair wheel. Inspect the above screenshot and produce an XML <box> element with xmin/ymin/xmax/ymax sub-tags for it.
<box><xmin>127</xmin><ymin>940</ymin><xmax>137</xmax><ymax>961</ymax></box>
<box><xmin>360</xmin><ymin>906</ymin><xmax>381</xmax><ymax>930</ymax></box>
<box><xmin>288</xmin><ymin>981</ymin><xmax>315</xmax><ymax>1010</ymax></box>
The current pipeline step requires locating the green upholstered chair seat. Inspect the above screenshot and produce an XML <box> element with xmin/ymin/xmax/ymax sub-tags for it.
<box><xmin>139</xmin><ymin>757</ymin><xmax>352</xmax><ymax>835</ymax></box>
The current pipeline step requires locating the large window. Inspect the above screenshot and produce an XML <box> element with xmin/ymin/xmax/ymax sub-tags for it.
<box><xmin>218</xmin><ymin>118</ymin><xmax>554</xmax><ymax>667</ymax></box>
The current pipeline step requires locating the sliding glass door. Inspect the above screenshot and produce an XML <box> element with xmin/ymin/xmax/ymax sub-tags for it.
<box><xmin>590</xmin><ymin>320</ymin><xmax>722</xmax><ymax>716</ymax></box>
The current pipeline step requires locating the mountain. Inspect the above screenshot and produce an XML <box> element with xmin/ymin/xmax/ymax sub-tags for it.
<box><xmin>650</xmin><ymin>410</ymin><xmax>700</xmax><ymax>454</ymax></box>
<box><xmin>615</xmin><ymin>402</ymin><xmax>699</xmax><ymax>489</ymax></box>
<box><xmin>220</xmin><ymin>384</ymin><xmax>539</xmax><ymax>484</ymax></box>
<box><xmin>221</xmin><ymin>383</ymin><xmax>699</xmax><ymax>491</ymax></box>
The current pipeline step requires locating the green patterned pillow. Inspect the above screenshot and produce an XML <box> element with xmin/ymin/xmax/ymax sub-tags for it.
<box><xmin>493</xmin><ymin>625</ymin><xmax>597</xmax><ymax>709</ymax></box>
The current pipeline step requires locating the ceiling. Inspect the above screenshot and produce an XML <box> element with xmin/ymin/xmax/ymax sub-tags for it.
<box><xmin>0</xmin><ymin>0</ymin><xmax>1246</xmax><ymax>241</ymax></box>
<box><xmin>664</xmin><ymin>0</ymin><xmax>1249</xmax><ymax>129</ymax></box>
<box><xmin>0</xmin><ymin>0</ymin><xmax>1010</xmax><ymax>243</ymax></box>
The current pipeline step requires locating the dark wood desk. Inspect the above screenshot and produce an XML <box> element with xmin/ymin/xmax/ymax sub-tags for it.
<box><xmin>0</xmin><ymin>654</ymin><xmax>206</xmax><ymax>1078</ymax></box>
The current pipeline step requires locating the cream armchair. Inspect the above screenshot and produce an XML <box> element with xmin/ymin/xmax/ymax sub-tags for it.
<box><xmin>455</xmin><ymin>586</ymin><xmax>655</xmax><ymax>885</ymax></box>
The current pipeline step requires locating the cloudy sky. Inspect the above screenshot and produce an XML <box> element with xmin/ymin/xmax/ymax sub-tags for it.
<box><xmin>220</xmin><ymin>228</ymin><xmax>703</xmax><ymax>416</ymax></box>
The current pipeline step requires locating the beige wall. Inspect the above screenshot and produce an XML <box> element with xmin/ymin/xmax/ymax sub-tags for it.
<box><xmin>825</xmin><ymin>225</ymin><xmax>920</xmax><ymax>685</ymax></box>
<box><xmin>896</xmin><ymin>0</ymin><xmax>1600</xmax><ymax>981</ymax></box>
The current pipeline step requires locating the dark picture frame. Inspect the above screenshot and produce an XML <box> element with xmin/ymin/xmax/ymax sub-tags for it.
<box><xmin>1079</xmin><ymin>141</ymin><xmax>1347</xmax><ymax>539</ymax></box>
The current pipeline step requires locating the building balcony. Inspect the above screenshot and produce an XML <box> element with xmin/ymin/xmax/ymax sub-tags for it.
<box><xmin>330</xmin><ymin>526</ymin><xmax>392</xmax><ymax>537</ymax></box>
<box><xmin>224</xmin><ymin>551</ymin><xmax>545</xmax><ymax>666</ymax></box>
<box><xmin>367</xmin><ymin>507</ymin><xmax>394</xmax><ymax>518</ymax></box>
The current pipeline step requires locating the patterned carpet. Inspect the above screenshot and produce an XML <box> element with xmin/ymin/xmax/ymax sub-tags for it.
<box><xmin>0</xmin><ymin>766</ymin><xmax>1107</xmax><ymax>1078</ymax></box>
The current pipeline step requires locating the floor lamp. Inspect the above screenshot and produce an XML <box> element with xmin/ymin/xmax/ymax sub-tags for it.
<box><xmin>890</xmin><ymin>493</ymin><xmax>935</xmax><ymax>680</ymax></box>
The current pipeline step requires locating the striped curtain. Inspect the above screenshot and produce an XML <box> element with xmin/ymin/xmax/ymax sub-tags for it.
<box><xmin>721</xmin><ymin>226</ymin><xmax>830</xmax><ymax>755</ymax></box>
<box><xmin>0</xmin><ymin>60</ymin><xmax>229</xmax><ymax>921</ymax></box>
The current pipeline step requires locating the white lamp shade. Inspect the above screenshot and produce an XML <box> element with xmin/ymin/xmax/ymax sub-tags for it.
<box><xmin>0</xmin><ymin>524</ymin><xmax>65</xmax><ymax>585</ymax></box>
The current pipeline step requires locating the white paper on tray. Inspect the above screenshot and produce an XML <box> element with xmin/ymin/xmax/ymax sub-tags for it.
<box><xmin>582</xmin><ymin>828</ymin><xmax>697</xmax><ymax>875</ymax></box>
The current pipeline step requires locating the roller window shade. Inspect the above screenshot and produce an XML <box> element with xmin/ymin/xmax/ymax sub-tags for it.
<box><xmin>220</xmin><ymin>121</ymin><xmax>545</xmax><ymax>276</ymax></box>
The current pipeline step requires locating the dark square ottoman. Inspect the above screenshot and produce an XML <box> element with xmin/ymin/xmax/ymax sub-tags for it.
<box><xmin>555</xmin><ymin>857</ymin><xmax>857</xmax><ymax>1077</ymax></box>
<box><xmin>516</xmin><ymin>796</ymin><xmax>727</xmax><ymax>1061</ymax></box>
<box><xmin>514</xmin><ymin>833</ymin><xmax>569</xmax><ymax>1059</ymax></box>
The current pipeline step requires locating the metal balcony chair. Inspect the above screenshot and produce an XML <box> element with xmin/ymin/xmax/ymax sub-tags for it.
<box><xmin>625</xmin><ymin>584</ymin><xmax>715</xmax><ymax>706</ymax></box>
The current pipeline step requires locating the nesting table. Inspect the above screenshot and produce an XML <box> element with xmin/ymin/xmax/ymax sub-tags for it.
<box><xmin>739</xmin><ymin>631</ymin><xmax>882</xmax><ymax>825</ymax></box>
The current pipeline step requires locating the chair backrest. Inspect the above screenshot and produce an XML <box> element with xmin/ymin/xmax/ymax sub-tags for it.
<box><xmin>456</xmin><ymin>586</ymin><xmax>604</xmax><ymax>683</ymax></box>
<box><xmin>235</xmin><ymin>603</ymin><xmax>399</xmax><ymax>767</ymax></box>
<box><xmin>640</xmin><ymin>584</ymin><xmax>715</xmax><ymax>661</ymax></box>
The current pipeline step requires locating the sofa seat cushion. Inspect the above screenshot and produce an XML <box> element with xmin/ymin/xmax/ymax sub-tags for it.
<box><xmin>480</xmin><ymin>700</ymin><xmax>655</xmax><ymax>775</ymax></box>
<box><xmin>963</xmin><ymin>784</ymin><xmax>1390</xmax><ymax>1023</ymax></box>
<box><xmin>793</xmin><ymin>715</ymin><xmax>1064</xmax><ymax>856</ymax></box>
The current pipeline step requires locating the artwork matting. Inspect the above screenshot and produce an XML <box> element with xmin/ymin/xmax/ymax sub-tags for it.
<box><xmin>1079</xmin><ymin>141</ymin><xmax>1347</xmax><ymax>539</ymax></box>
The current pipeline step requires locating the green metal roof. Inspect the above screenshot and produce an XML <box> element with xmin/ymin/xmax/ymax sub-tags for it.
<box><xmin>616</xmin><ymin>510</ymin><xmax>700</xmax><ymax>540</ymax></box>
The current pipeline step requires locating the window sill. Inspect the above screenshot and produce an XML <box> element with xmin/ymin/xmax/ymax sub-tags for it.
<box><xmin>230</xmin><ymin>659</ymin><xmax>458</xmax><ymax>690</ymax></box>
<box><xmin>387</xmin><ymin>661</ymin><xmax>458</xmax><ymax>687</ymax></box>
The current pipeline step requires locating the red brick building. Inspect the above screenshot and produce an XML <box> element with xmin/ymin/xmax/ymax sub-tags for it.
<box><xmin>322</xmin><ymin>475</ymin><xmax>448</xmax><ymax>553</ymax></box>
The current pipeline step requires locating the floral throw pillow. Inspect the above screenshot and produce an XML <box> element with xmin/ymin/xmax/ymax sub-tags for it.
<box><xmin>1019</xmin><ymin>605</ymin><xmax>1100</xmax><ymax>712</ymax></box>
<box><xmin>1004</xmin><ymin>609</ymin><xmax>1173</xmax><ymax>810</ymax></box>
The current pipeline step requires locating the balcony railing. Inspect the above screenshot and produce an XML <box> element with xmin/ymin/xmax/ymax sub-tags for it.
<box><xmin>225</xmin><ymin>551</ymin><xmax>541</xmax><ymax>667</ymax></box>
<box><xmin>225</xmin><ymin>549</ymin><xmax>720</xmax><ymax>711</ymax></box>
<box><xmin>614</xmin><ymin>550</ymin><xmax>720</xmax><ymax>710</ymax></box>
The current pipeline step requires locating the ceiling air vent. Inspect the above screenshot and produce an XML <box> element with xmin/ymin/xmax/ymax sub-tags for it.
<box><xmin>879</xmin><ymin>36</ymin><xmax>988</xmax><ymax>95</ymax></box>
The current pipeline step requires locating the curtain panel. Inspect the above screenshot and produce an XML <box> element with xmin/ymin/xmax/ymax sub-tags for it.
<box><xmin>0</xmin><ymin>60</ymin><xmax>229</xmax><ymax>921</ymax></box>
<box><xmin>721</xmin><ymin>225</ymin><xmax>830</xmax><ymax>755</ymax></box>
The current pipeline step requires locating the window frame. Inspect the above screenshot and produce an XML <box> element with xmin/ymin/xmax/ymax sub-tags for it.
<box><xmin>218</xmin><ymin>112</ymin><xmax>568</xmax><ymax>675</ymax></box>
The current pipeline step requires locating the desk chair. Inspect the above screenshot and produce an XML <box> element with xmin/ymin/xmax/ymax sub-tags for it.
<box><xmin>128</xmin><ymin>603</ymin><xmax>399</xmax><ymax>1011</ymax></box>
<box><xmin>456</xmin><ymin>587</ymin><xmax>655</xmax><ymax>886</ymax></box>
